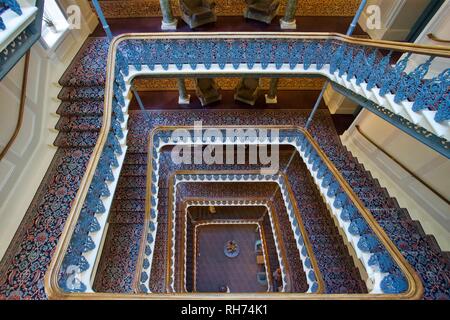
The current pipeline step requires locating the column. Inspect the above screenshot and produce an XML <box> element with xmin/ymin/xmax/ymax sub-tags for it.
<box><xmin>177</xmin><ymin>78</ymin><xmax>190</xmax><ymax>104</ymax></box>
<box><xmin>265</xmin><ymin>78</ymin><xmax>279</xmax><ymax>104</ymax></box>
<box><xmin>280</xmin><ymin>0</ymin><xmax>297</xmax><ymax>30</ymax></box>
<box><xmin>159</xmin><ymin>0</ymin><xmax>177</xmax><ymax>30</ymax></box>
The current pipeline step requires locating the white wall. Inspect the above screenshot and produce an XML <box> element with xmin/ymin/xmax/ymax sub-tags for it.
<box><xmin>0</xmin><ymin>1</ymin><xmax>98</xmax><ymax>260</ymax></box>
<box><xmin>358</xmin><ymin>0</ymin><xmax>432</xmax><ymax>41</ymax></box>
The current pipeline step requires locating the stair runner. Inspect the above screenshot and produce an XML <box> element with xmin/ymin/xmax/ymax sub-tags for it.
<box><xmin>0</xmin><ymin>36</ymin><xmax>448</xmax><ymax>300</ymax></box>
<box><xmin>286</xmin><ymin>153</ymin><xmax>367</xmax><ymax>293</ymax></box>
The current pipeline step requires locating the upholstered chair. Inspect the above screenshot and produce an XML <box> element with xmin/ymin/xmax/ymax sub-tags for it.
<box><xmin>243</xmin><ymin>0</ymin><xmax>280</xmax><ymax>24</ymax></box>
<box><xmin>195</xmin><ymin>78</ymin><xmax>222</xmax><ymax>106</ymax></box>
<box><xmin>234</xmin><ymin>78</ymin><xmax>260</xmax><ymax>105</ymax></box>
<box><xmin>179</xmin><ymin>0</ymin><xmax>217</xmax><ymax>29</ymax></box>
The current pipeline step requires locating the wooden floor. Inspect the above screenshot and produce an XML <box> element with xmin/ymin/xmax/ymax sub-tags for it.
<box><xmin>91</xmin><ymin>16</ymin><xmax>368</xmax><ymax>36</ymax></box>
<box><xmin>195</xmin><ymin>224</ymin><xmax>268</xmax><ymax>293</ymax></box>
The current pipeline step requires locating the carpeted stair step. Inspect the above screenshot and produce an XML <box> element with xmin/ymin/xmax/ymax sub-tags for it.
<box><xmin>369</xmin><ymin>208</ymin><xmax>411</xmax><ymax>221</ymax></box>
<box><xmin>55</xmin><ymin>116</ymin><xmax>102</xmax><ymax>132</ymax></box>
<box><xmin>121</xmin><ymin>164</ymin><xmax>147</xmax><ymax>176</ymax></box>
<box><xmin>93</xmin><ymin>223</ymin><xmax>143</xmax><ymax>293</ymax></box>
<box><xmin>59</xmin><ymin>37</ymin><xmax>109</xmax><ymax>87</ymax></box>
<box><xmin>57</xmin><ymin>86</ymin><xmax>105</xmax><ymax>102</ymax></box>
<box><xmin>111</xmin><ymin>199</ymin><xmax>145</xmax><ymax>212</ymax></box>
<box><xmin>324</xmin><ymin>278</ymin><xmax>368</xmax><ymax>294</ymax></box>
<box><xmin>114</xmin><ymin>188</ymin><xmax>147</xmax><ymax>200</ymax></box>
<box><xmin>117</xmin><ymin>176</ymin><xmax>147</xmax><ymax>189</ymax></box>
<box><xmin>124</xmin><ymin>153</ymin><xmax>148</xmax><ymax>165</ymax></box>
<box><xmin>425</xmin><ymin>234</ymin><xmax>445</xmax><ymax>254</ymax></box>
<box><xmin>53</xmin><ymin>131</ymin><xmax>99</xmax><ymax>148</ymax></box>
<box><xmin>56</xmin><ymin>101</ymin><xmax>104</xmax><ymax>117</ymax></box>
<box><xmin>109</xmin><ymin>210</ymin><xmax>145</xmax><ymax>224</ymax></box>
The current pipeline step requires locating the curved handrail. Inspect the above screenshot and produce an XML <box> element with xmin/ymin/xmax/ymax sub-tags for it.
<box><xmin>44</xmin><ymin>32</ymin><xmax>437</xmax><ymax>299</ymax></box>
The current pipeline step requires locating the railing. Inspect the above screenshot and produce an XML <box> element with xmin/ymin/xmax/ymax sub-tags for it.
<box><xmin>0</xmin><ymin>0</ymin><xmax>44</xmax><ymax>80</ymax></box>
<box><xmin>44</xmin><ymin>32</ymin><xmax>449</xmax><ymax>299</ymax></box>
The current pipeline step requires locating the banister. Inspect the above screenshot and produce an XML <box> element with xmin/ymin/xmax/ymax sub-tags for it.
<box><xmin>45</xmin><ymin>32</ymin><xmax>441</xmax><ymax>299</ymax></box>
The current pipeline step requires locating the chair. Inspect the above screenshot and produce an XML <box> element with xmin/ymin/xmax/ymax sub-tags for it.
<box><xmin>243</xmin><ymin>0</ymin><xmax>280</xmax><ymax>24</ymax></box>
<box><xmin>234</xmin><ymin>78</ymin><xmax>260</xmax><ymax>105</ymax></box>
<box><xmin>179</xmin><ymin>0</ymin><xmax>217</xmax><ymax>29</ymax></box>
<box><xmin>195</xmin><ymin>78</ymin><xmax>221</xmax><ymax>106</ymax></box>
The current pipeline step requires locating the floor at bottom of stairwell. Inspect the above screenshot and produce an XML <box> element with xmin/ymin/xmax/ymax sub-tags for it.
<box><xmin>0</xmin><ymin>109</ymin><xmax>449</xmax><ymax>299</ymax></box>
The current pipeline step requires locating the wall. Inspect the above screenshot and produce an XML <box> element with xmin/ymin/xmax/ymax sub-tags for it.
<box><xmin>0</xmin><ymin>0</ymin><xmax>98</xmax><ymax>259</ymax></box>
<box><xmin>358</xmin><ymin>0</ymin><xmax>432</xmax><ymax>40</ymax></box>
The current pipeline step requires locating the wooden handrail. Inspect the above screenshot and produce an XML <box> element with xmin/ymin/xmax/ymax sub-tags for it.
<box><xmin>427</xmin><ymin>33</ymin><xmax>450</xmax><ymax>44</ymax></box>
<box><xmin>0</xmin><ymin>51</ymin><xmax>30</xmax><ymax>162</ymax></box>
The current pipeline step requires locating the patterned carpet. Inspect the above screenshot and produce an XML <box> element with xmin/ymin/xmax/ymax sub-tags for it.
<box><xmin>0</xmin><ymin>35</ymin><xmax>448</xmax><ymax>300</ymax></box>
<box><xmin>195</xmin><ymin>224</ymin><xmax>268</xmax><ymax>293</ymax></box>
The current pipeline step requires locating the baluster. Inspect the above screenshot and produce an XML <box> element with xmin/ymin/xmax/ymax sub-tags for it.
<box><xmin>186</xmin><ymin>40</ymin><xmax>198</xmax><ymax>70</ymax></box>
<box><xmin>172</xmin><ymin>41</ymin><xmax>184</xmax><ymax>70</ymax></box>
<box><xmin>394</xmin><ymin>57</ymin><xmax>434</xmax><ymax>103</ymax></box>
<box><xmin>316</xmin><ymin>41</ymin><xmax>332</xmax><ymax>70</ymax></box>
<box><xmin>216</xmin><ymin>41</ymin><xmax>228</xmax><ymax>70</ymax></box>
<box><xmin>329</xmin><ymin>44</ymin><xmax>346</xmax><ymax>74</ymax></box>
<box><xmin>112</xmin><ymin>99</ymin><xmax>125</xmax><ymax>123</ymax></box>
<box><xmin>231</xmin><ymin>40</ymin><xmax>242</xmax><ymax>70</ymax></box>
<box><xmin>366</xmin><ymin>51</ymin><xmax>392</xmax><ymax>90</ymax></box>
<box><xmin>145</xmin><ymin>41</ymin><xmax>156</xmax><ymax>70</ymax></box>
<box><xmin>107</xmin><ymin>131</ymin><xmax>122</xmax><ymax>155</ymax></box>
<box><xmin>114</xmin><ymin>68</ymin><xmax>126</xmax><ymax>92</ymax></box>
<box><xmin>303</xmin><ymin>42</ymin><xmax>317</xmax><ymax>70</ymax></box>
<box><xmin>289</xmin><ymin>42</ymin><xmax>304</xmax><ymax>70</ymax></box>
<box><xmin>246</xmin><ymin>41</ymin><xmax>258</xmax><ymax>69</ymax></box>
<box><xmin>355</xmin><ymin>49</ymin><xmax>377</xmax><ymax>86</ymax></box>
<box><xmin>379</xmin><ymin>53</ymin><xmax>411</xmax><ymax>96</ymax></box>
<box><xmin>274</xmin><ymin>42</ymin><xmax>288</xmax><ymax>70</ymax></box>
<box><xmin>156</xmin><ymin>40</ymin><xmax>169</xmax><ymax>70</ymax></box>
<box><xmin>111</xmin><ymin>116</ymin><xmax>124</xmax><ymax>139</ymax></box>
<box><xmin>116</xmin><ymin>49</ymin><xmax>129</xmax><ymax>77</ymax></box>
<box><xmin>380</xmin><ymin>274</ymin><xmax>408</xmax><ymax>294</ymax></box>
<box><xmin>261</xmin><ymin>41</ymin><xmax>273</xmax><ymax>70</ymax></box>
<box><xmin>3</xmin><ymin>0</ymin><xmax>22</xmax><ymax>15</ymax></box>
<box><xmin>203</xmin><ymin>41</ymin><xmax>213</xmax><ymax>70</ymax></box>
<box><xmin>338</xmin><ymin>46</ymin><xmax>354</xmax><ymax>77</ymax></box>
<box><xmin>113</xmin><ymin>82</ymin><xmax>125</xmax><ymax>107</ymax></box>
<box><xmin>368</xmin><ymin>251</ymin><xmax>395</xmax><ymax>273</ymax></box>
<box><xmin>413</xmin><ymin>68</ymin><xmax>449</xmax><ymax>112</ymax></box>
<box><xmin>346</xmin><ymin>49</ymin><xmax>365</xmax><ymax>81</ymax></box>
<box><xmin>435</xmin><ymin>93</ymin><xmax>450</xmax><ymax>122</ymax></box>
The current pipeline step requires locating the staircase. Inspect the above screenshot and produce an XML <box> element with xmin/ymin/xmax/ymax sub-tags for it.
<box><xmin>286</xmin><ymin>153</ymin><xmax>368</xmax><ymax>294</ymax></box>
<box><xmin>92</xmin><ymin>153</ymin><xmax>146</xmax><ymax>293</ymax></box>
<box><xmin>306</xmin><ymin>116</ymin><xmax>450</xmax><ymax>300</ymax></box>
<box><xmin>0</xmin><ymin>33</ymin><xmax>449</xmax><ymax>299</ymax></box>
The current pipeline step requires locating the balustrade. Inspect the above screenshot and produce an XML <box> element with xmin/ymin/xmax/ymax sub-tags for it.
<box><xmin>46</xmin><ymin>33</ymin><xmax>449</xmax><ymax>299</ymax></box>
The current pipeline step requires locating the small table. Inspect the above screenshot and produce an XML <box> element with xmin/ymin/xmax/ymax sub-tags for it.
<box><xmin>224</xmin><ymin>240</ymin><xmax>240</xmax><ymax>258</ymax></box>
